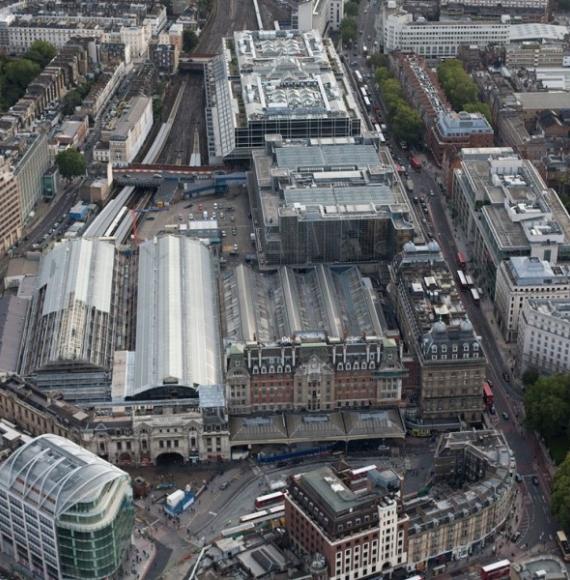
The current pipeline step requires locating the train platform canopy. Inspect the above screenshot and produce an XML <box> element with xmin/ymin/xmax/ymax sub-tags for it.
<box><xmin>229</xmin><ymin>408</ymin><xmax>405</xmax><ymax>446</ymax></box>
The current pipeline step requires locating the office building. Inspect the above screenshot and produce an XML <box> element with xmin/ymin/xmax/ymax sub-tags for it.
<box><xmin>223</xmin><ymin>263</ymin><xmax>405</xmax><ymax>414</ymax></box>
<box><xmin>206</xmin><ymin>29</ymin><xmax>361</xmax><ymax>163</ymax></box>
<box><xmin>286</xmin><ymin>464</ymin><xmax>408</xmax><ymax>580</ymax></box>
<box><xmin>428</xmin><ymin>112</ymin><xmax>494</xmax><ymax>166</ymax></box>
<box><xmin>250</xmin><ymin>136</ymin><xmax>415</xmax><ymax>265</ymax></box>
<box><xmin>506</xmin><ymin>41</ymin><xmax>570</xmax><ymax>69</ymax></box>
<box><xmin>19</xmin><ymin>238</ymin><xmax>129</xmax><ymax>402</ymax></box>
<box><xmin>451</xmin><ymin>148</ymin><xmax>570</xmax><ymax>293</ymax></box>
<box><xmin>292</xmin><ymin>0</ymin><xmax>344</xmax><ymax>35</ymax></box>
<box><xmin>391</xmin><ymin>242</ymin><xmax>485</xmax><ymax>424</ymax></box>
<box><xmin>439</xmin><ymin>0</ymin><xmax>549</xmax><ymax>22</ymax></box>
<box><xmin>381</xmin><ymin>11</ymin><xmax>510</xmax><ymax>58</ymax></box>
<box><xmin>517</xmin><ymin>298</ymin><xmax>570</xmax><ymax>377</ymax></box>
<box><xmin>405</xmin><ymin>430</ymin><xmax>517</xmax><ymax>567</ymax></box>
<box><xmin>0</xmin><ymin>133</ymin><xmax>50</xmax><ymax>222</ymax></box>
<box><xmin>0</xmin><ymin>434</ymin><xmax>134</xmax><ymax>580</ymax></box>
<box><xmin>100</xmin><ymin>96</ymin><xmax>153</xmax><ymax>165</ymax></box>
<box><xmin>0</xmin><ymin>159</ymin><xmax>22</xmax><ymax>255</ymax></box>
<box><xmin>495</xmin><ymin>257</ymin><xmax>570</xmax><ymax>342</ymax></box>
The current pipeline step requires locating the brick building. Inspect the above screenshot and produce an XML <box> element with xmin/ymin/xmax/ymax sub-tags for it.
<box><xmin>286</xmin><ymin>464</ymin><xmax>408</xmax><ymax>580</ymax></box>
<box><xmin>222</xmin><ymin>263</ymin><xmax>405</xmax><ymax>414</ymax></box>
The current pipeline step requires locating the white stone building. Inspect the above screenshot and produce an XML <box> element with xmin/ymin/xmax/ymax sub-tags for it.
<box><xmin>517</xmin><ymin>298</ymin><xmax>570</xmax><ymax>376</ymax></box>
<box><xmin>494</xmin><ymin>256</ymin><xmax>570</xmax><ymax>342</ymax></box>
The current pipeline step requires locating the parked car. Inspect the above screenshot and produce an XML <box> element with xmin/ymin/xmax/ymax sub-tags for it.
<box><xmin>502</xmin><ymin>412</ymin><xmax>509</xmax><ymax>421</ymax></box>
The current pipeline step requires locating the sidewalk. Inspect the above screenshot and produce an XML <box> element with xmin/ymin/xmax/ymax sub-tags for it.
<box><xmin>122</xmin><ymin>531</ymin><xmax>156</xmax><ymax>580</ymax></box>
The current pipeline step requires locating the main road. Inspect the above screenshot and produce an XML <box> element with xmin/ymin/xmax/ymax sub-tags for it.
<box><xmin>344</xmin><ymin>0</ymin><xmax>562</xmax><ymax>556</ymax></box>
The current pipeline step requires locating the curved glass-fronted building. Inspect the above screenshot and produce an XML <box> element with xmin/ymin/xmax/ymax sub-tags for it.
<box><xmin>0</xmin><ymin>434</ymin><xmax>134</xmax><ymax>579</ymax></box>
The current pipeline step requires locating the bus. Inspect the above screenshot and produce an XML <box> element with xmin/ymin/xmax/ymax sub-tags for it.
<box><xmin>410</xmin><ymin>156</ymin><xmax>422</xmax><ymax>171</ymax></box>
<box><xmin>360</xmin><ymin>86</ymin><xmax>368</xmax><ymax>99</ymax></box>
<box><xmin>556</xmin><ymin>530</ymin><xmax>570</xmax><ymax>562</ymax></box>
<box><xmin>470</xmin><ymin>287</ymin><xmax>480</xmax><ymax>305</ymax></box>
<box><xmin>483</xmin><ymin>381</ymin><xmax>494</xmax><ymax>409</ymax></box>
<box><xmin>354</xmin><ymin>70</ymin><xmax>363</xmax><ymax>84</ymax></box>
<box><xmin>457</xmin><ymin>270</ymin><xmax>468</xmax><ymax>290</ymax></box>
<box><xmin>480</xmin><ymin>559</ymin><xmax>511</xmax><ymax>580</ymax></box>
<box><xmin>255</xmin><ymin>491</ymin><xmax>285</xmax><ymax>509</ymax></box>
<box><xmin>465</xmin><ymin>274</ymin><xmax>474</xmax><ymax>287</ymax></box>
<box><xmin>378</xmin><ymin>131</ymin><xmax>386</xmax><ymax>144</ymax></box>
<box><xmin>457</xmin><ymin>251</ymin><xmax>467</xmax><ymax>269</ymax></box>
<box><xmin>403</xmin><ymin>576</ymin><xmax>424</xmax><ymax>580</ymax></box>
<box><xmin>363</xmin><ymin>96</ymin><xmax>371</xmax><ymax>111</ymax></box>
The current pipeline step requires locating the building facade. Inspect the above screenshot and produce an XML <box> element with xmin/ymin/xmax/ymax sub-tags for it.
<box><xmin>0</xmin><ymin>159</ymin><xmax>22</xmax><ymax>255</ymax></box>
<box><xmin>223</xmin><ymin>263</ymin><xmax>405</xmax><ymax>414</ymax></box>
<box><xmin>391</xmin><ymin>242</ymin><xmax>486</xmax><ymax>424</ymax></box>
<box><xmin>517</xmin><ymin>298</ymin><xmax>570</xmax><ymax>376</ymax></box>
<box><xmin>451</xmin><ymin>147</ymin><xmax>570</xmax><ymax>294</ymax></box>
<box><xmin>206</xmin><ymin>30</ymin><xmax>361</xmax><ymax>163</ymax></box>
<box><xmin>293</xmin><ymin>0</ymin><xmax>344</xmax><ymax>35</ymax></box>
<box><xmin>0</xmin><ymin>375</ymin><xmax>231</xmax><ymax>464</ymax></box>
<box><xmin>101</xmin><ymin>96</ymin><xmax>153</xmax><ymax>165</ymax></box>
<box><xmin>405</xmin><ymin>430</ymin><xmax>517</xmax><ymax>569</ymax></box>
<box><xmin>250</xmin><ymin>136</ymin><xmax>415</xmax><ymax>265</ymax></box>
<box><xmin>286</xmin><ymin>464</ymin><xmax>408</xmax><ymax>580</ymax></box>
<box><xmin>381</xmin><ymin>11</ymin><xmax>510</xmax><ymax>58</ymax></box>
<box><xmin>495</xmin><ymin>257</ymin><xmax>570</xmax><ymax>342</ymax></box>
<box><xmin>0</xmin><ymin>133</ymin><xmax>50</xmax><ymax>222</ymax></box>
<box><xmin>0</xmin><ymin>434</ymin><xmax>134</xmax><ymax>580</ymax></box>
<box><xmin>439</xmin><ymin>0</ymin><xmax>548</xmax><ymax>22</ymax></box>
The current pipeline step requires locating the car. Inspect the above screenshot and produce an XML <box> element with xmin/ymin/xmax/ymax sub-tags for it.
<box><xmin>230</xmin><ymin>216</ymin><xmax>235</xmax><ymax>222</ymax></box>
<box><xmin>221</xmin><ymin>230</ymin><xmax>227</xmax><ymax>237</ymax></box>
<box><xmin>502</xmin><ymin>412</ymin><xmax>509</xmax><ymax>421</ymax></box>
<box><xmin>515</xmin><ymin>473</ymin><xmax>522</xmax><ymax>483</ymax></box>
<box><xmin>146</xmin><ymin>216</ymin><xmax>155</xmax><ymax>221</ymax></box>
<box><xmin>219</xmin><ymin>481</ymin><xmax>230</xmax><ymax>490</ymax></box>
<box><xmin>413</xmin><ymin>196</ymin><xmax>419</xmax><ymax>204</ymax></box>
<box><xmin>532</xmin><ymin>475</ymin><xmax>539</xmax><ymax>486</ymax></box>
<box><xmin>489</xmin><ymin>405</ymin><xmax>496</xmax><ymax>415</ymax></box>
<box><xmin>511</xmin><ymin>531</ymin><xmax>521</xmax><ymax>543</ymax></box>
<box><xmin>232</xmin><ymin>229</ymin><xmax>237</xmax><ymax>236</ymax></box>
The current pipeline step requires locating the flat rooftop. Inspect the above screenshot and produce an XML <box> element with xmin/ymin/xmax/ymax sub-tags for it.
<box><xmin>395</xmin><ymin>242</ymin><xmax>466</xmax><ymax>333</ymax></box>
<box><xmin>233</xmin><ymin>30</ymin><xmax>351</xmax><ymax>122</ymax></box>
<box><xmin>253</xmin><ymin>138</ymin><xmax>411</xmax><ymax>227</ymax></box>
<box><xmin>514</xmin><ymin>91</ymin><xmax>570</xmax><ymax>111</ymax></box>
<box><xmin>527</xmin><ymin>297</ymin><xmax>570</xmax><ymax>322</ymax></box>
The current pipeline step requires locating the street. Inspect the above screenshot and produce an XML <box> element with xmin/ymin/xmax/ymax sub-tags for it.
<box><xmin>341</xmin><ymin>0</ymin><xmax>563</xmax><ymax>566</ymax></box>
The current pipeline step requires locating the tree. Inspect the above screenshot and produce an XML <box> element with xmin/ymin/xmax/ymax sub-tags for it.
<box><xmin>4</xmin><ymin>59</ymin><xmax>40</xmax><ymax>91</ymax></box>
<box><xmin>437</xmin><ymin>59</ymin><xmax>480</xmax><ymax>110</ymax></box>
<box><xmin>344</xmin><ymin>1</ymin><xmax>359</xmax><ymax>17</ymax></box>
<box><xmin>522</xmin><ymin>368</ymin><xmax>540</xmax><ymax>387</ymax></box>
<box><xmin>463</xmin><ymin>101</ymin><xmax>492</xmax><ymax>124</ymax></box>
<box><xmin>340</xmin><ymin>18</ymin><xmax>358</xmax><ymax>45</ymax></box>
<box><xmin>25</xmin><ymin>41</ymin><xmax>56</xmax><ymax>68</ymax></box>
<box><xmin>369</xmin><ymin>54</ymin><xmax>389</xmax><ymax>69</ymax></box>
<box><xmin>56</xmin><ymin>149</ymin><xmax>86</xmax><ymax>180</ymax></box>
<box><xmin>552</xmin><ymin>452</ymin><xmax>570</xmax><ymax>531</ymax></box>
<box><xmin>524</xmin><ymin>374</ymin><xmax>570</xmax><ymax>450</ymax></box>
<box><xmin>62</xmin><ymin>90</ymin><xmax>83</xmax><ymax>116</ymax></box>
<box><xmin>392</xmin><ymin>104</ymin><xmax>423</xmax><ymax>146</ymax></box>
<box><xmin>183</xmin><ymin>30</ymin><xmax>198</xmax><ymax>53</ymax></box>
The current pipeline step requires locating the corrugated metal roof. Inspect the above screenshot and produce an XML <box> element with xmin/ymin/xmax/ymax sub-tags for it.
<box><xmin>37</xmin><ymin>238</ymin><xmax>115</xmax><ymax>316</ymax></box>
<box><xmin>131</xmin><ymin>235</ymin><xmax>222</xmax><ymax>397</ymax></box>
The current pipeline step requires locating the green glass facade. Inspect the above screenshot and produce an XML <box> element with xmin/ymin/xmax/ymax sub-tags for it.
<box><xmin>57</xmin><ymin>487</ymin><xmax>134</xmax><ymax>579</ymax></box>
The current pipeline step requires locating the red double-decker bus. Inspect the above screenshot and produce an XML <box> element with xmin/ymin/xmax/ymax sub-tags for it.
<box><xmin>480</xmin><ymin>559</ymin><xmax>510</xmax><ymax>580</ymax></box>
<box><xmin>457</xmin><ymin>251</ymin><xmax>467</xmax><ymax>269</ymax></box>
<box><xmin>483</xmin><ymin>382</ymin><xmax>494</xmax><ymax>409</ymax></box>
